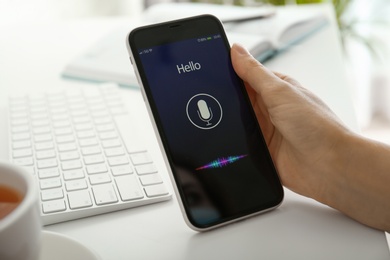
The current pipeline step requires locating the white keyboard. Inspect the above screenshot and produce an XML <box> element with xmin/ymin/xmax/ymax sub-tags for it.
<box><xmin>7</xmin><ymin>85</ymin><xmax>171</xmax><ymax>225</ymax></box>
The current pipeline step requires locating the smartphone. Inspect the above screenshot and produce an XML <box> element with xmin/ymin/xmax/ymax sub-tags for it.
<box><xmin>126</xmin><ymin>15</ymin><xmax>283</xmax><ymax>231</ymax></box>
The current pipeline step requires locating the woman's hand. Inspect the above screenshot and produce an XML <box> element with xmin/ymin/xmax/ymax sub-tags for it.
<box><xmin>231</xmin><ymin>43</ymin><xmax>390</xmax><ymax>231</ymax></box>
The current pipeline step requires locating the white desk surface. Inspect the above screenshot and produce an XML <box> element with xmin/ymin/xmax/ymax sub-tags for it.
<box><xmin>0</xmin><ymin>4</ymin><xmax>389</xmax><ymax>260</ymax></box>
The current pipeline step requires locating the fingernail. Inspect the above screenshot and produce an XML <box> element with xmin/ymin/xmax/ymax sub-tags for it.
<box><xmin>232</xmin><ymin>43</ymin><xmax>249</xmax><ymax>55</ymax></box>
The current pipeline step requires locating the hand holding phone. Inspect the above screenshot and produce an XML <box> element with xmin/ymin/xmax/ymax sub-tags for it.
<box><xmin>126</xmin><ymin>15</ymin><xmax>283</xmax><ymax>231</ymax></box>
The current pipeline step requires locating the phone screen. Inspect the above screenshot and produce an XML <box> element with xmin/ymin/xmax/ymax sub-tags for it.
<box><xmin>129</xmin><ymin>15</ymin><xmax>283</xmax><ymax>229</ymax></box>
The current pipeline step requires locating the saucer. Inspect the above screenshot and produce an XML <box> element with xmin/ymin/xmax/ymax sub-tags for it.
<box><xmin>40</xmin><ymin>231</ymin><xmax>101</xmax><ymax>260</ymax></box>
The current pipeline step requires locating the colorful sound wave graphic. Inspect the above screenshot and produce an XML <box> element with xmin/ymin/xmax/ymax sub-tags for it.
<box><xmin>196</xmin><ymin>154</ymin><xmax>248</xmax><ymax>171</ymax></box>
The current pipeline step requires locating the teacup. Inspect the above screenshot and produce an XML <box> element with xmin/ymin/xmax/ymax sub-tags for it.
<box><xmin>0</xmin><ymin>162</ymin><xmax>41</xmax><ymax>260</ymax></box>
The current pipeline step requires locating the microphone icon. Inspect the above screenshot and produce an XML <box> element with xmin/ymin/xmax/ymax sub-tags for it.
<box><xmin>186</xmin><ymin>93</ymin><xmax>222</xmax><ymax>130</ymax></box>
<box><xmin>197</xmin><ymin>99</ymin><xmax>213</xmax><ymax>126</ymax></box>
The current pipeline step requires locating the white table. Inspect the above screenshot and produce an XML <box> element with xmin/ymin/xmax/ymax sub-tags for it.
<box><xmin>0</xmin><ymin>4</ymin><xmax>389</xmax><ymax>260</ymax></box>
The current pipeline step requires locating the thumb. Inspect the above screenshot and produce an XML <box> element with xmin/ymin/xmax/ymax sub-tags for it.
<box><xmin>231</xmin><ymin>43</ymin><xmax>284</xmax><ymax>96</ymax></box>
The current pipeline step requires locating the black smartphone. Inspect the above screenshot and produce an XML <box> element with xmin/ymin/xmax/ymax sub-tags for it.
<box><xmin>126</xmin><ymin>15</ymin><xmax>283</xmax><ymax>231</ymax></box>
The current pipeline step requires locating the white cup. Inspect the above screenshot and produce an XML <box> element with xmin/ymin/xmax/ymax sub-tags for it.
<box><xmin>0</xmin><ymin>162</ymin><xmax>42</xmax><ymax>260</ymax></box>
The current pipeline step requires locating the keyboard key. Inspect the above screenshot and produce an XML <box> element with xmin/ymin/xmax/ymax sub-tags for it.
<box><xmin>71</xmin><ymin>110</ymin><xmax>89</xmax><ymax>118</ymax></box>
<box><xmin>33</xmin><ymin>126</ymin><xmax>51</xmax><ymax>135</ymax></box>
<box><xmin>139</xmin><ymin>174</ymin><xmax>163</xmax><ymax>186</ymax></box>
<box><xmin>11</xmin><ymin>118</ymin><xmax>29</xmax><ymax>126</ymax></box>
<box><xmin>31</xmin><ymin>113</ymin><xmax>49</xmax><ymax>122</ymax></box>
<box><xmin>53</xmin><ymin>120</ymin><xmax>71</xmax><ymax>128</ymax></box>
<box><xmin>77</xmin><ymin>130</ymin><xmax>96</xmax><ymax>139</ymax></box>
<box><xmin>61</xmin><ymin>160</ymin><xmax>82</xmax><ymax>171</ymax></box>
<box><xmin>135</xmin><ymin>164</ymin><xmax>158</xmax><ymax>175</ymax></box>
<box><xmin>54</xmin><ymin>127</ymin><xmax>72</xmax><ymax>136</ymax></box>
<box><xmin>13</xmin><ymin>157</ymin><xmax>34</xmax><ymax>166</ymax></box>
<box><xmin>56</xmin><ymin>135</ymin><xmax>75</xmax><ymax>143</ymax></box>
<box><xmin>96</xmin><ymin>124</ymin><xmax>114</xmax><ymax>132</ymax></box>
<box><xmin>34</xmin><ymin>134</ymin><xmax>53</xmax><ymax>142</ymax></box>
<box><xmin>10</xmin><ymin>111</ymin><xmax>28</xmax><ymax>119</ymax></box>
<box><xmin>63</xmin><ymin>169</ymin><xmax>85</xmax><ymax>181</ymax></box>
<box><xmin>40</xmin><ymin>178</ymin><xmax>62</xmax><ymax>190</ymax></box>
<box><xmin>92</xmin><ymin>184</ymin><xmax>118</xmax><ymax>205</ymax></box>
<box><xmin>89</xmin><ymin>173</ymin><xmax>111</xmax><ymax>185</ymax></box>
<box><xmin>39</xmin><ymin>168</ymin><xmax>60</xmax><ymax>179</ymax></box>
<box><xmin>144</xmin><ymin>184</ymin><xmax>169</xmax><ymax>198</ymax></box>
<box><xmin>9</xmin><ymin>102</ymin><xmax>27</xmax><ymax>111</ymax></box>
<box><xmin>94</xmin><ymin>117</ymin><xmax>111</xmax><ymax>125</ymax></box>
<box><xmin>87</xmin><ymin>163</ymin><xmax>108</xmax><ymax>174</ymax></box>
<box><xmin>89</xmin><ymin>104</ymin><xmax>106</xmax><ymax>111</ymax></box>
<box><xmin>104</xmin><ymin>147</ymin><xmax>125</xmax><ymax>157</ymax></box>
<box><xmin>73</xmin><ymin>116</ymin><xmax>90</xmax><ymax>124</ymax></box>
<box><xmin>37</xmin><ymin>158</ymin><xmax>58</xmax><ymax>169</ymax></box>
<box><xmin>41</xmin><ymin>188</ymin><xmax>64</xmax><ymax>201</ymax></box>
<box><xmin>42</xmin><ymin>199</ymin><xmax>66</xmax><ymax>214</ymax></box>
<box><xmin>58</xmin><ymin>143</ymin><xmax>77</xmax><ymax>152</ymax></box>
<box><xmin>92</xmin><ymin>110</ymin><xmax>110</xmax><ymax>118</ymax></box>
<box><xmin>36</xmin><ymin>150</ymin><xmax>56</xmax><ymax>160</ymax></box>
<box><xmin>115</xmin><ymin>175</ymin><xmax>144</xmax><ymax>201</ymax></box>
<box><xmin>107</xmin><ymin>156</ymin><xmax>129</xmax><ymax>166</ymax></box>
<box><xmin>79</xmin><ymin>138</ymin><xmax>98</xmax><ymax>147</ymax></box>
<box><xmin>84</xmin><ymin>154</ymin><xmax>105</xmax><ymax>165</ymax></box>
<box><xmin>51</xmin><ymin>113</ymin><xmax>68</xmax><ymax>121</ymax></box>
<box><xmin>11</xmin><ymin>125</ymin><xmax>30</xmax><ymax>133</ymax></box>
<box><xmin>59</xmin><ymin>151</ymin><xmax>80</xmax><ymax>161</ymax></box>
<box><xmin>12</xmin><ymin>148</ymin><xmax>33</xmax><ymax>158</ymax></box>
<box><xmin>12</xmin><ymin>132</ymin><xmax>31</xmax><ymax>141</ymax></box>
<box><xmin>101</xmin><ymin>139</ymin><xmax>121</xmax><ymax>148</ymax></box>
<box><xmin>99</xmin><ymin>131</ymin><xmax>117</xmax><ymax>140</ymax></box>
<box><xmin>68</xmin><ymin>190</ymin><xmax>93</xmax><ymax>209</ymax></box>
<box><xmin>51</xmin><ymin>107</ymin><xmax>67</xmax><ymax>115</ymax></box>
<box><xmin>32</xmin><ymin>119</ymin><xmax>49</xmax><ymax>127</ymax></box>
<box><xmin>65</xmin><ymin>179</ymin><xmax>88</xmax><ymax>191</ymax></box>
<box><xmin>81</xmin><ymin>146</ymin><xmax>101</xmax><ymax>156</ymax></box>
<box><xmin>130</xmin><ymin>152</ymin><xmax>152</xmax><ymax>165</ymax></box>
<box><xmin>75</xmin><ymin>123</ymin><xmax>93</xmax><ymax>131</ymax></box>
<box><xmin>70</xmin><ymin>104</ymin><xmax>88</xmax><ymax>112</ymax></box>
<box><xmin>12</xmin><ymin>140</ymin><xmax>31</xmax><ymax>149</ymax></box>
<box><xmin>35</xmin><ymin>141</ymin><xmax>54</xmax><ymax>151</ymax></box>
<box><xmin>111</xmin><ymin>165</ymin><xmax>133</xmax><ymax>176</ymax></box>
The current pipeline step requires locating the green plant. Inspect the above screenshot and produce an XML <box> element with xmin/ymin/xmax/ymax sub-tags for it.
<box><xmin>333</xmin><ymin>0</ymin><xmax>352</xmax><ymax>29</ymax></box>
<box><xmin>334</xmin><ymin>0</ymin><xmax>387</xmax><ymax>60</ymax></box>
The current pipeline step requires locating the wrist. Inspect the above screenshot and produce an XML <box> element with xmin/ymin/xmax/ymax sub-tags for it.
<box><xmin>310</xmin><ymin>129</ymin><xmax>356</xmax><ymax>205</ymax></box>
<box><xmin>320</xmin><ymin>131</ymin><xmax>390</xmax><ymax>231</ymax></box>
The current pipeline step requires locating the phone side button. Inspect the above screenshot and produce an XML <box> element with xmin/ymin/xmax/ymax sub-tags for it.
<box><xmin>129</xmin><ymin>57</ymin><xmax>133</xmax><ymax>65</ymax></box>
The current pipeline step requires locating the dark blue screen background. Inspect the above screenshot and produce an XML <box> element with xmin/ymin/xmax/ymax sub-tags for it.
<box><xmin>138</xmin><ymin>35</ymin><xmax>281</xmax><ymax>228</ymax></box>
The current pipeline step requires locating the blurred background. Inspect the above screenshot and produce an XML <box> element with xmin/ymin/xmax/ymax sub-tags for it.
<box><xmin>1</xmin><ymin>0</ymin><xmax>390</xmax><ymax>142</ymax></box>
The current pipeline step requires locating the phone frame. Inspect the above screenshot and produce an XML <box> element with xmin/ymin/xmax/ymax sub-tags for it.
<box><xmin>126</xmin><ymin>15</ymin><xmax>283</xmax><ymax>231</ymax></box>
